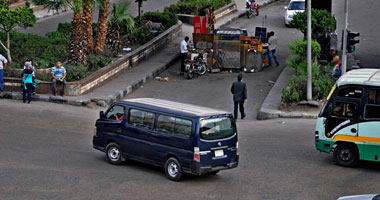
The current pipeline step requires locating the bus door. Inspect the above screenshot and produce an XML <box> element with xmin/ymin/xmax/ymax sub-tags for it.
<box><xmin>324</xmin><ymin>99</ymin><xmax>360</xmax><ymax>138</ymax></box>
<box><xmin>359</xmin><ymin>88</ymin><xmax>380</xmax><ymax>161</ymax></box>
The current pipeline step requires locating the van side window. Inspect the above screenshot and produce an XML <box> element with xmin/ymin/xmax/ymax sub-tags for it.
<box><xmin>174</xmin><ymin>118</ymin><xmax>192</xmax><ymax>138</ymax></box>
<box><xmin>337</xmin><ymin>87</ymin><xmax>363</xmax><ymax>99</ymax></box>
<box><xmin>157</xmin><ymin>115</ymin><xmax>175</xmax><ymax>134</ymax></box>
<box><xmin>156</xmin><ymin>115</ymin><xmax>192</xmax><ymax>138</ymax></box>
<box><xmin>106</xmin><ymin>105</ymin><xmax>125</xmax><ymax>120</ymax></box>
<box><xmin>364</xmin><ymin>89</ymin><xmax>380</xmax><ymax>119</ymax></box>
<box><xmin>128</xmin><ymin>109</ymin><xmax>155</xmax><ymax>130</ymax></box>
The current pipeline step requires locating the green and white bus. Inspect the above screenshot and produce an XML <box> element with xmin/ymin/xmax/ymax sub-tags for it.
<box><xmin>315</xmin><ymin>68</ymin><xmax>380</xmax><ymax>167</ymax></box>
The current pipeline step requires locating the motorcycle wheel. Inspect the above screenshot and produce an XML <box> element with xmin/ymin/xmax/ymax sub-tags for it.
<box><xmin>198</xmin><ymin>63</ymin><xmax>207</xmax><ymax>75</ymax></box>
<box><xmin>187</xmin><ymin>69</ymin><xmax>194</xmax><ymax>79</ymax></box>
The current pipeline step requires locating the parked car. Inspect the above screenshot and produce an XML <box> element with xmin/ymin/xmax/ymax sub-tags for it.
<box><xmin>337</xmin><ymin>194</ymin><xmax>380</xmax><ymax>200</ymax></box>
<box><xmin>284</xmin><ymin>0</ymin><xmax>305</xmax><ymax>26</ymax></box>
<box><xmin>93</xmin><ymin>98</ymin><xmax>239</xmax><ymax>181</ymax></box>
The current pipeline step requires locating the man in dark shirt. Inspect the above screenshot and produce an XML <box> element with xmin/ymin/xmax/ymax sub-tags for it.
<box><xmin>231</xmin><ymin>74</ymin><xmax>248</xmax><ymax>120</ymax></box>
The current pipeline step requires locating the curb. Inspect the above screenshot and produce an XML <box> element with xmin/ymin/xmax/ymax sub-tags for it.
<box><xmin>218</xmin><ymin>0</ymin><xmax>280</xmax><ymax>27</ymax></box>
<box><xmin>2</xmin><ymin>0</ymin><xmax>280</xmax><ymax>107</ymax></box>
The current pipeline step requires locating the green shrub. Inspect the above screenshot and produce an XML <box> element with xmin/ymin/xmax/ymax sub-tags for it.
<box><xmin>86</xmin><ymin>54</ymin><xmax>112</xmax><ymax>72</ymax></box>
<box><xmin>141</xmin><ymin>11</ymin><xmax>178</xmax><ymax>29</ymax></box>
<box><xmin>289</xmin><ymin>8</ymin><xmax>336</xmax><ymax>39</ymax></box>
<box><xmin>0</xmin><ymin>31</ymin><xmax>69</xmax><ymax>69</ymax></box>
<box><xmin>288</xmin><ymin>39</ymin><xmax>321</xmax><ymax>60</ymax></box>
<box><xmin>56</xmin><ymin>22</ymin><xmax>72</xmax><ymax>35</ymax></box>
<box><xmin>164</xmin><ymin>0</ymin><xmax>232</xmax><ymax>15</ymax></box>
<box><xmin>65</xmin><ymin>64</ymin><xmax>88</xmax><ymax>82</ymax></box>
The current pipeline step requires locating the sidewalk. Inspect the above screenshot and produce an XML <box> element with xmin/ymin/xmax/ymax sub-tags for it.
<box><xmin>2</xmin><ymin>0</ymin><xmax>280</xmax><ymax>107</ymax></box>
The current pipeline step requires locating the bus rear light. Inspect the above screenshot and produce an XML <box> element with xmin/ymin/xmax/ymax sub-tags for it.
<box><xmin>315</xmin><ymin>131</ymin><xmax>319</xmax><ymax>142</ymax></box>
<box><xmin>194</xmin><ymin>147</ymin><xmax>200</xmax><ymax>162</ymax></box>
<box><xmin>236</xmin><ymin>142</ymin><xmax>239</xmax><ymax>155</ymax></box>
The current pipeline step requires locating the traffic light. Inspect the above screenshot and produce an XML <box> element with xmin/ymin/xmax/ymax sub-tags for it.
<box><xmin>346</xmin><ymin>30</ymin><xmax>360</xmax><ymax>53</ymax></box>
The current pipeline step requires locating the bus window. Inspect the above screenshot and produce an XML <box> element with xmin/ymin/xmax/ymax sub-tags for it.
<box><xmin>364</xmin><ymin>89</ymin><xmax>380</xmax><ymax>119</ymax></box>
<box><xmin>337</xmin><ymin>87</ymin><xmax>363</xmax><ymax>99</ymax></box>
<box><xmin>332</xmin><ymin>102</ymin><xmax>357</xmax><ymax>119</ymax></box>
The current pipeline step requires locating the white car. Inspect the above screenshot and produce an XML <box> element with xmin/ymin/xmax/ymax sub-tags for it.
<box><xmin>284</xmin><ymin>0</ymin><xmax>305</xmax><ymax>26</ymax></box>
<box><xmin>337</xmin><ymin>194</ymin><xmax>380</xmax><ymax>200</ymax></box>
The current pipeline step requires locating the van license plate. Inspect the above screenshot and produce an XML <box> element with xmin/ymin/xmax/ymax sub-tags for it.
<box><xmin>214</xmin><ymin>149</ymin><xmax>224</xmax><ymax>157</ymax></box>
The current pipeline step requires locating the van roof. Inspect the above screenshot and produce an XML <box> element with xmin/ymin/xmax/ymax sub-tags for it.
<box><xmin>337</xmin><ymin>69</ymin><xmax>380</xmax><ymax>87</ymax></box>
<box><xmin>121</xmin><ymin>98</ymin><xmax>230</xmax><ymax>117</ymax></box>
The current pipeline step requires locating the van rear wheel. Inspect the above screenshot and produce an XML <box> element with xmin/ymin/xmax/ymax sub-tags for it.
<box><xmin>106</xmin><ymin>143</ymin><xmax>123</xmax><ymax>165</ymax></box>
<box><xmin>333</xmin><ymin>144</ymin><xmax>358</xmax><ymax>167</ymax></box>
<box><xmin>165</xmin><ymin>157</ymin><xmax>183</xmax><ymax>181</ymax></box>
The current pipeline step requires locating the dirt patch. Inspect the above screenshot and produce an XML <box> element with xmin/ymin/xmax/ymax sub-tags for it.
<box><xmin>279</xmin><ymin>101</ymin><xmax>324</xmax><ymax>114</ymax></box>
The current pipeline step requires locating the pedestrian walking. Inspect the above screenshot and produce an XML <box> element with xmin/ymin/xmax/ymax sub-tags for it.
<box><xmin>268</xmin><ymin>31</ymin><xmax>279</xmax><ymax>66</ymax></box>
<box><xmin>180</xmin><ymin>36</ymin><xmax>190</xmax><ymax>75</ymax></box>
<box><xmin>0</xmin><ymin>53</ymin><xmax>7</xmax><ymax>97</ymax></box>
<box><xmin>23</xmin><ymin>59</ymin><xmax>37</xmax><ymax>95</ymax></box>
<box><xmin>22</xmin><ymin>62</ymin><xmax>34</xmax><ymax>103</ymax></box>
<box><xmin>51</xmin><ymin>61</ymin><xmax>66</xmax><ymax>96</ymax></box>
<box><xmin>231</xmin><ymin>74</ymin><xmax>247</xmax><ymax>120</ymax></box>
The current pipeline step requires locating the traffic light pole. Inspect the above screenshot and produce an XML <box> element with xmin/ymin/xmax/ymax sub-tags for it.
<box><xmin>342</xmin><ymin>0</ymin><xmax>348</xmax><ymax>74</ymax></box>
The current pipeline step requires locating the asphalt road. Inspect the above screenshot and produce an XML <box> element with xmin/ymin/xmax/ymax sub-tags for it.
<box><xmin>333</xmin><ymin>0</ymin><xmax>380</xmax><ymax>68</ymax></box>
<box><xmin>126</xmin><ymin>0</ymin><xmax>303</xmax><ymax>120</ymax></box>
<box><xmin>2</xmin><ymin>1</ymin><xmax>380</xmax><ymax>200</ymax></box>
<box><xmin>18</xmin><ymin>0</ymin><xmax>181</xmax><ymax>36</ymax></box>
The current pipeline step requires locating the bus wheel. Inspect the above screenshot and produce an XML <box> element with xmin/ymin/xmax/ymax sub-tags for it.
<box><xmin>333</xmin><ymin>144</ymin><xmax>358</xmax><ymax>167</ymax></box>
<box><xmin>165</xmin><ymin>157</ymin><xmax>183</xmax><ymax>181</ymax></box>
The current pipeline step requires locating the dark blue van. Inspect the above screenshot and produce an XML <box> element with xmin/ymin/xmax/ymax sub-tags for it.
<box><xmin>93</xmin><ymin>98</ymin><xmax>239</xmax><ymax>181</ymax></box>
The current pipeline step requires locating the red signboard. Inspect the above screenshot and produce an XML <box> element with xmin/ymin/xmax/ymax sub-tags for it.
<box><xmin>194</xmin><ymin>16</ymin><xmax>208</xmax><ymax>33</ymax></box>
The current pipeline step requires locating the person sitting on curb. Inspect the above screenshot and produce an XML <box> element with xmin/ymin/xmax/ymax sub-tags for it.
<box><xmin>51</xmin><ymin>61</ymin><xmax>66</xmax><ymax>97</ymax></box>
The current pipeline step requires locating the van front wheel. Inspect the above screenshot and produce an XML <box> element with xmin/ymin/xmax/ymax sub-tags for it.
<box><xmin>333</xmin><ymin>144</ymin><xmax>358</xmax><ymax>167</ymax></box>
<box><xmin>165</xmin><ymin>157</ymin><xmax>183</xmax><ymax>181</ymax></box>
<box><xmin>106</xmin><ymin>143</ymin><xmax>123</xmax><ymax>165</ymax></box>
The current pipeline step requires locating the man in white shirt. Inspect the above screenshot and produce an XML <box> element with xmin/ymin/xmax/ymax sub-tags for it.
<box><xmin>180</xmin><ymin>36</ymin><xmax>189</xmax><ymax>75</ymax></box>
<box><xmin>268</xmin><ymin>31</ymin><xmax>279</xmax><ymax>66</ymax></box>
<box><xmin>0</xmin><ymin>53</ymin><xmax>8</xmax><ymax>97</ymax></box>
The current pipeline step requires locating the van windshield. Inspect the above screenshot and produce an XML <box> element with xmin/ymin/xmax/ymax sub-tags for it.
<box><xmin>200</xmin><ymin>117</ymin><xmax>235</xmax><ymax>140</ymax></box>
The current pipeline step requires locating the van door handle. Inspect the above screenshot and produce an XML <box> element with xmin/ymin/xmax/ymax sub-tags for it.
<box><xmin>351</xmin><ymin>128</ymin><xmax>357</xmax><ymax>133</ymax></box>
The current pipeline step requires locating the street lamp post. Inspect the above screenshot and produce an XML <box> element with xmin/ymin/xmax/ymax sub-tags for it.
<box><xmin>307</xmin><ymin>0</ymin><xmax>312</xmax><ymax>101</ymax></box>
<box><xmin>342</xmin><ymin>0</ymin><xmax>348</xmax><ymax>74</ymax></box>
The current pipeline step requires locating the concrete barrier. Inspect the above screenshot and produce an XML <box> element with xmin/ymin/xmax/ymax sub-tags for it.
<box><xmin>4</xmin><ymin>21</ymin><xmax>182</xmax><ymax>96</ymax></box>
<box><xmin>176</xmin><ymin>2</ymin><xmax>237</xmax><ymax>25</ymax></box>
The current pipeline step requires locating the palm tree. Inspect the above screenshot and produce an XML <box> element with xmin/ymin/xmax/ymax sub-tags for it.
<box><xmin>94</xmin><ymin>0</ymin><xmax>110</xmax><ymax>55</ymax></box>
<box><xmin>68</xmin><ymin>0</ymin><xmax>86</xmax><ymax>64</ymax></box>
<box><xmin>82</xmin><ymin>0</ymin><xmax>93</xmax><ymax>53</ymax></box>
<box><xmin>107</xmin><ymin>2</ymin><xmax>135</xmax><ymax>54</ymax></box>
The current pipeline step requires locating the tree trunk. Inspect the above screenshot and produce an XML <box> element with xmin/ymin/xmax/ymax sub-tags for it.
<box><xmin>82</xmin><ymin>0</ymin><xmax>93</xmax><ymax>54</ymax></box>
<box><xmin>6</xmin><ymin>31</ymin><xmax>12</xmax><ymax>62</ymax></box>
<box><xmin>107</xmin><ymin>21</ymin><xmax>121</xmax><ymax>55</ymax></box>
<box><xmin>69</xmin><ymin>12</ymin><xmax>86</xmax><ymax>65</ymax></box>
<box><xmin>94</xmin><ymin>0</ymin><xmax>110</xmax><ymax>55</ymax></box>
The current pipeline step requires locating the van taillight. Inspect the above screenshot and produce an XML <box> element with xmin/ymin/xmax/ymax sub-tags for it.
<box><xmin>194</xmin><ymin>147</ymin><xmax>200</xmax><ymax>162</ymax></box>
<box><xmin>236</xmin><ymin>142</ymin><xmax>239</xmax><ymax>155</ymax></box>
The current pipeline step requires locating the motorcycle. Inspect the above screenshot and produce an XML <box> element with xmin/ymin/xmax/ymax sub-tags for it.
<box><xmin>246</xmin><ymin>0</ymin><xmax>259</xmax><ymax>18</ymax></box>
<box><xmin>184</xmin><ymin>52</ymin><xmax>207</xmax><ymax>79</ymax></box>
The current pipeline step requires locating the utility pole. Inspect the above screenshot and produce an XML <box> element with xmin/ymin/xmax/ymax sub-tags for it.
<box><xmin>307</xmin><ymin>0</ymin><xmax>312</xmax><ymax>101</ymax></box>
<box><xmin>342</xmin><ymin>0</ymin><xmax>348</xmax><ymax>74</ymax></box>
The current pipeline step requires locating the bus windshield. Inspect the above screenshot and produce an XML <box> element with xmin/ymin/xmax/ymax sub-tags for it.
<box><xmin>200</xmin><ymin>117</ymin><xmax>235</xmax><ymax>140</ymax></box>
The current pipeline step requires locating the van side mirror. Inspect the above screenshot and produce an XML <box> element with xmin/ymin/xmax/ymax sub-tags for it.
<box><xmin>100</xmin><ymin>111</ymin><xmax>105</xmax><ymax>119</ymax></box>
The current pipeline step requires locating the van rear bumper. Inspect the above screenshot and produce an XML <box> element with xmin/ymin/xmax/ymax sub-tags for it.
<box><xmin>189</xmin><ymin>158</ymin><xmax>239</xmax><ymax>175</ymax></box>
